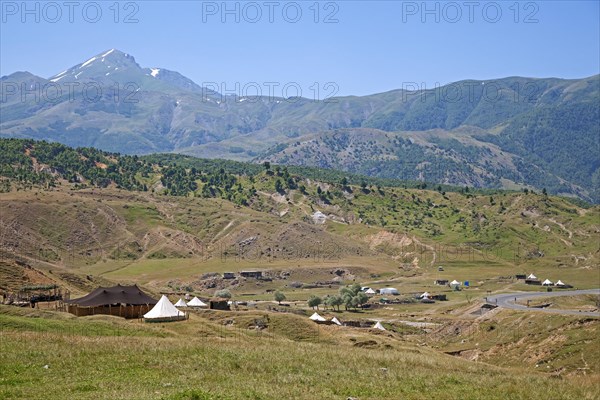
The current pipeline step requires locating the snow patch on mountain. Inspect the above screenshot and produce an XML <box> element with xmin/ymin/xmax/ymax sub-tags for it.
<box><xmin>150</xmin><ymin>68</ymin><xmax>161</xmax><ymax>78</ymax></box>
<box><xmin>80</xmin><ymin>57</ymin><xmax>97</xmax><ymax>69</ymax></box>
<box><xmin>101</xmin><ymin>49</ymin><xmax>115</xmax><ymax>57</ymax></box>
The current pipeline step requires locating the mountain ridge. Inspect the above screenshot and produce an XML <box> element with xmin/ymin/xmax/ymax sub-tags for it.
<box><xmin>1</xmin><ymin>49</ymin><xmax>598</xmax><ymax>202</ymax></box>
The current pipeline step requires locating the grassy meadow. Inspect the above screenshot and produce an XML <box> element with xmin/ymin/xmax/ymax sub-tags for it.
<box><xmin>1</xmin><ymin>306</ymin><xmax>599</xmax><ymax>400</ymax></box>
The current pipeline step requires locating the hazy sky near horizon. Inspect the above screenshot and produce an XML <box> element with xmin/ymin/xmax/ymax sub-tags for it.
<box><xmin>1</xmin><ymin>0</ymin><xmax>599</xmax><ymax>96</ymax></box>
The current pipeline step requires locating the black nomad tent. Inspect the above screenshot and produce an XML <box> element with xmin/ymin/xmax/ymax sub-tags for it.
<box><xmin>65</xmin><ymin>284</ymin><xmax>157</xmax><ymax>318</ymax></box>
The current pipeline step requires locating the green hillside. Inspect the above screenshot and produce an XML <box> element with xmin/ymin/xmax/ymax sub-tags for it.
<box><xmin>1</xmin><ymin>138</ymin><xmax>598</xmax><ymax>282</ymax></box>
<box><xmin>1</xmin><ymin>139</ymin><xmax>599</xmax><ymax>400</ymax></box>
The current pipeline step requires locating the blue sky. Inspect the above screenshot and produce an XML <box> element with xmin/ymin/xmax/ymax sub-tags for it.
<box><xmin>1</xmin><ymin>1</ymin><xmax>599</xmax><ymax>96</ymax></box>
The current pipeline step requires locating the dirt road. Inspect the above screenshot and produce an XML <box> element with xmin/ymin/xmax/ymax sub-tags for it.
<box><xmin>486</xmin><ymin>289</ymin><xmax>599</xmax><ymax>317</ymax></box>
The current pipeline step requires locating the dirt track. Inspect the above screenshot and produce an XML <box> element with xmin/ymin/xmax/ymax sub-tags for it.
<box><xmin>486</xmin><ymin>289</ymin><xmax>600</xmax><ymax>317</ymax></box>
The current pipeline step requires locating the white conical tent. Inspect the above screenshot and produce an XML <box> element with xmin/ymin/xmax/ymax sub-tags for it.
<box><xmin>187</xmin><ymin>297</ymin><xmax>207</xmax><ymax>307</ymax></box>
<box><xmin>174</xmin><ymin>298</ymin><xmax>188</xmax><ymax>307</ymax></box>
<box><xmin>373</xmin><ymin>321</ymin><xmax>386</xmax><ymax>331</ymax></box>
<box><xmin>450</xmin><ymin>280</ymin><xmax>460</xmax><ymax>285</ymax></box>
<box><xmin>542</xmin><ymin>279</ymin><xmax>553</xmax><ymax>286</ymax></box>
<box><xmin>365</xmin><ymin>288</ymin><xmax>376</xmax><ymax>295</ymax></box>
<box><xmin>312</xmin><ymin>211</ymin><xmax>327</xmax><ymax>224</ymax></box>
<box><xmin>309</xmin><ymin>312</ymin><xmax>327</xmax><ymax>322</ymax></box>
<box><xmin>144</xmin><ymin>295</ymin><xmax>185</xmax><ymax>321</ymax></box>
<box><xmin>527</xmin><ymin>273</ymin><xmax>537</xmax><ymax>280</ymax></box>
<box><xmin>419</xmin><ymin>292</ymin><xmax>431</xmax><ymax>299</ymax></box>
<box><xmin>330</xmin><ymin>317</ymin><xmax>342</xmax><ymax>326</ymax></box>
<box><xmin>555</xmin><ymin>280</ymin><xmax>565</xmax><ymax>286</ymax></box>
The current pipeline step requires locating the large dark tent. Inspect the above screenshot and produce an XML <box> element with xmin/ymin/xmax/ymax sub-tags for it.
<box><xmin>65</xmin><ymin>284</ymin><xmax>157</xmax><ymax>318</ymax></box>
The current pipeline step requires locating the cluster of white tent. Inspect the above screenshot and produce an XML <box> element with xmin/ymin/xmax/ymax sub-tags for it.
<box><xmin>143</xmin><ymin>295</ymin><xmax>208</xmax><ymax>322</ymax></box>
<box><xmin>310</xmin><ymin>312</ymin><xmax>342</xmax><ymax>326</ymax></box>
<box><xmin>309</xmin><ymin>312</ymin><xmax>386</xmax><ymax>331</ymax></box>
<box><xmin>309</xmin><ymin>312</ymin><xmax>341</xmax><ymax>325</ymax></box>
<box><xmin>362</xmin><ymin>287</ymin><xmax>399</xmax><ymax>296</ymax></box>
<box><xmin>543</xmin><ymin>279</ymin><xmax>567</xmax><ymax>287</ymax></box>
<box><xmin>527</xmin><ymin>274</ymin><xmax>567</xmax><ymax>287</ymax></box>
<box><xmin>172</xmin><ymin>296</ymin><xmax>209</xmax><ymax>308</ymax></box>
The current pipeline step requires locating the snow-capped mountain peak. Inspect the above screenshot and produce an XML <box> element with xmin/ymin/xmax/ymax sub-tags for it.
<box><xmin>48</xmin><ymin>49</ymin><xmax>141</xmax><ymax>82</ymax></box>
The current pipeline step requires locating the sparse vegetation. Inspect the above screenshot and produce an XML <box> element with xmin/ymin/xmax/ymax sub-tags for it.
<box><xmin>0</xmin><ymin>306</ymin><xmax>598</xmax><ymax>400</ymax></box>
<box><xmin>274</xmin><ymin>291</ymin><xmax>286</xmax><ymax>304</ymax></box>
<box><xmin>1</xmin><ymin>139</ymin><xmax>599</xmax><ymax>400</ymax></box>
<box><xmin>214</xmin><ymin>289</ymin><xmax>232</xmax><ymax>299</ymax></box>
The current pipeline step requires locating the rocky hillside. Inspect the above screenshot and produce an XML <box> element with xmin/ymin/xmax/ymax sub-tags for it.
<box><xmin>1</xmin><ymin>139</ymin><xmax>598</xmax><ymax>285</ymax></box>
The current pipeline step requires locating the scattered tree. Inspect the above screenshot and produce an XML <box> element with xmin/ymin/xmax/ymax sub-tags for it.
<box><xmin>274</xmin><ymin>291</ymin><xmax>286</xmax><ymax>304</ymax></box>
<box><xmin>339</xmin><ymin>283</ymin><xmax>365</xmax><ymax>310</ymax></box>
<box><xmin>274</xmin><ymin>179</ymin><xmax>284</xmax><ymax>194</ymax></box>
<box><xmin>308</xmin><ymin>295</ymin><xmax>322</xmax><ymax>310</ymax></box>
<box><xmin>326</xmin><ymin>295</ymin><xmax>343</xmax><ymax>311</ymax></box>
<box><xmin>360</xmin><ymin>181</ymin><xmax>368</xmax><ymax>193</ymax></box>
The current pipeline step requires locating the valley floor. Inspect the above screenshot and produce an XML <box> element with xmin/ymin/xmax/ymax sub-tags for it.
<box><xmin>1</xmin><ymin>172</ymin><xmax>599</xmax><ymax>399</ymax></box>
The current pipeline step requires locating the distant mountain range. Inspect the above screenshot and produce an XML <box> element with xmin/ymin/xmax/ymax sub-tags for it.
<box><xmin>1</xmin><ymin>49</ymin><xmax>598</xmax><ymax>202</ymax></box>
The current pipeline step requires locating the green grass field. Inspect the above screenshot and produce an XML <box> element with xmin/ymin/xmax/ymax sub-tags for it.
<box><xmin>1</xmin><ymin>306</ymin><xmax>598</xmax><ymax>400</ymax></box>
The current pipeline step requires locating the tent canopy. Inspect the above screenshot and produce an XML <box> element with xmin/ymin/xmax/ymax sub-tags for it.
<box><xmin>309</xmin><ymin>312</ymin><xmax>327</xmax><ymax>322</ymax></box>
<box><xmin>330</xmin><ymin>317</ymin><xmax>342</xmax><ymax>326</ymax></box>
<box><xmin>542</xmin><ymin>279</ymin><xmax>553</xmax><ymax>285</ymax></box>
<box><xmin>373</xmin><ymin>321</ymin><xmax>386</xmax><ymax>331</ymax></box>
<box><xmin>144</xmin><ymin>295</ymin><xmax>185</xmax><ymax>319</ymax></box>
<box><xmin>174</xmin><ymin>298</ymin><xmax>188</xmax><ymax>307</ymax></box>
<box><xmin>365</xmin><ymin>288</ymin><xmax>376</xmax><ymax>295</ymax></box>
<box><xmin>555</xmin><ymin>280</ymin><xmax>565</xmax><ymax>286</ymax></box>
<box><xmin>527</xmin><ymin>274</ymin><xmax>537</xmax><ymax>280</ymax></box>
<box><xmin>419</xmin><ymin>292</ymin><xmax>431</xmax><ymax>298</ymax></box>
<box><xmin>65</xmin><ymin>284</ymin><xmax>157</xmax><ymax>307</ymax></box>
<box><xmin>450</xmin><ymin>280</ymin><xmax>460</xmax><ymax>285</ymax></box>
<box><xmin>187</xmin><ymin>297</ymin><xmax>208</xmax><ymax>307</ymax></box>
